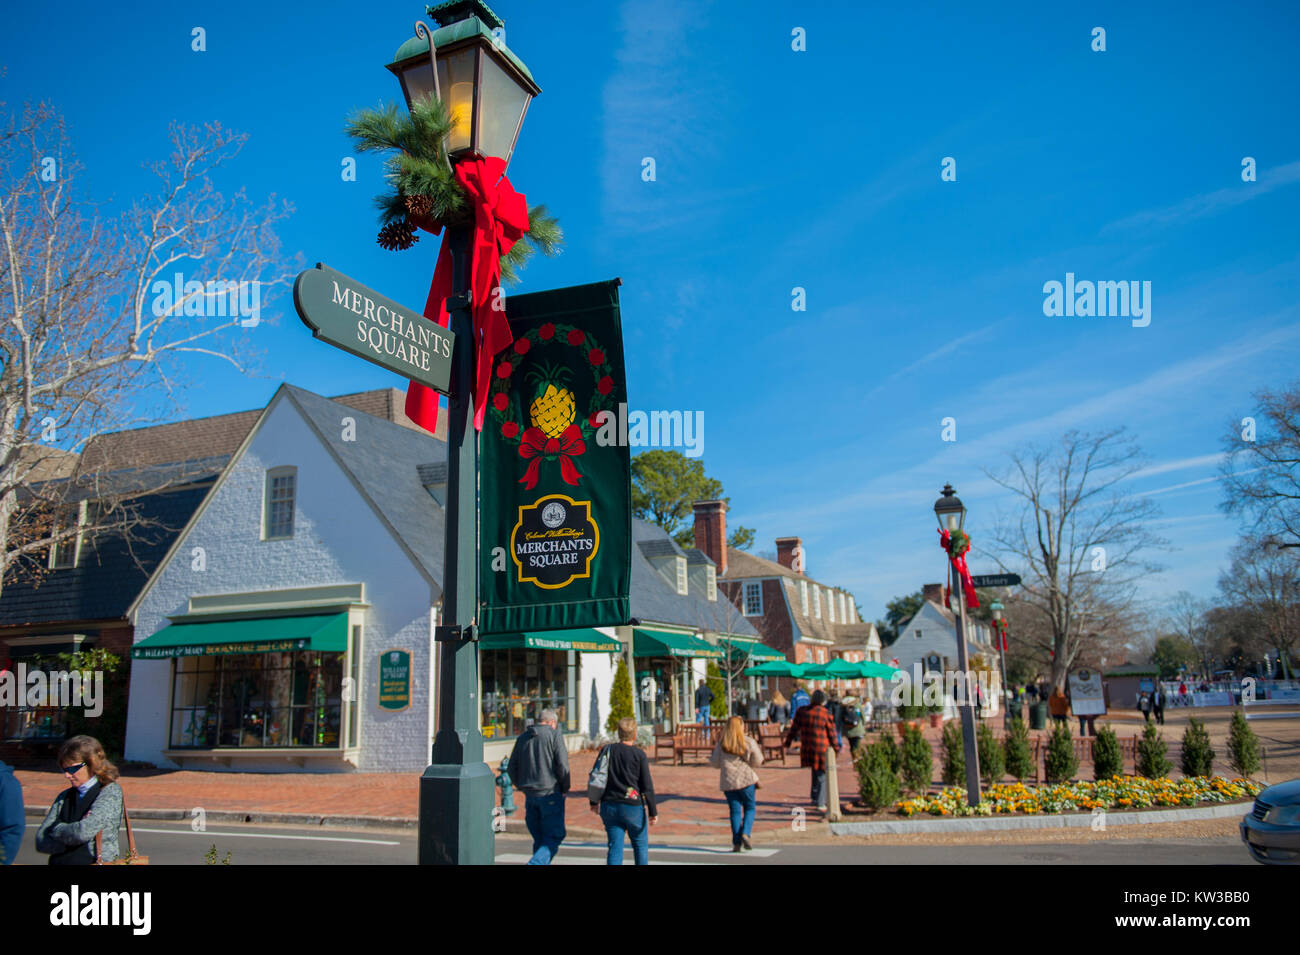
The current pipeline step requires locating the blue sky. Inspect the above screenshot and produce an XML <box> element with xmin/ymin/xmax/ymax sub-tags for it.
<box><xmin>3</xmin><ymin>0</ymin><xmax>1298</xmax><ymax>624</ymax></box>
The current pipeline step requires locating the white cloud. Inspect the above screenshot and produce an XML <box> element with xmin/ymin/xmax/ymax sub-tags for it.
<box><xmin>1101</xmin><ymin>160</ymin><xmax>1300</xmax><ymax>234</ymax></box>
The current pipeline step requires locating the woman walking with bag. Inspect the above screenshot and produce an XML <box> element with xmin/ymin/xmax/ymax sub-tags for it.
<box><xmin>35</xmin><ymin>735</ymin><xmax>128</xmax><ymax>865</ymax></box>
<box><xmin>590</xmin><ymin>717</ymin><xmax>657</xmax><ymax>865</ymax></box>
<box><xmin>709</xmin><ymin>716</ymin><xmax>763</xmax><ymax>851</ymax></box>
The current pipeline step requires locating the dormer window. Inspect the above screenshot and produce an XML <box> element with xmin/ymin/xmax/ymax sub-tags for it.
<box><xmin>706</xmin><ymin>565</ymin><xmax>717</xmax><ymax>602</ymax></box>
<box><xmin>676</xmin><ymin>556</ymin><xmax>688</xmax><ymax>595</ymax></box>
<box><xmin>49</xmin><ymin>501</ymin><xmax>88</xmax><ymax>570</ymax></box>
<box><xmin>828</xmin><ymin>591</ymin><xmax>836</xmax><ymax>623</ymax></box>
<box><xmin>814</xmin><ymin>586</ymin><xmax>822</xmax><ymax>619</ymax></box>
<box><xmin>799</xmin><ymin>580</ymin><xmax>808</xmax><ymax>616</ymax></box>
<box><xmin>263</xmin><ymin>466</ymin><xmax>297</xmax><ymax>540</ymax></box>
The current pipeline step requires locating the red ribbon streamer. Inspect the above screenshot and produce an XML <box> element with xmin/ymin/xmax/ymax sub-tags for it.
<box><xmin>938</xmin><ymin>527</ymin><xmax>980</xmax><ymax>609</ymax></box>
<box><xmin>404</xmin><ymin>157</ymin><xmax>529</xmax><ymax>434</ymax></box>
<box><xmin>517</xmin><ymin>424</ymin><xmax>586</xmax><ymax>490</ymax></box>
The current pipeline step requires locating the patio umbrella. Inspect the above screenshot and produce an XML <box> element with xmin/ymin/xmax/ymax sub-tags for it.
<box><xmin>858</xmin><ymin>661</ymin><xmax>901</xmax><ymax>679</ymax></box>
<box><xmin>742</xmin><ymin>660</ymin><xmax>806</xmax><ymax>677</ymax></box>
<box><xmin>801</xmin><ymin>658</ymin><xmax>865</xmax><ymax>680</ymax></box>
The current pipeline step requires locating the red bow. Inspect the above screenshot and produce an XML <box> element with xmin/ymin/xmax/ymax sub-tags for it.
<box><xmin>938</xmin><ymin>527</ymin><xmax>980</xmax><ymax>609</ymax></box>
<box><xmin>995</xmin><ymin>618</ymin><xmax>1008</xmax><ymax>651</ymax></box>
<box><xmin>518</xmin><ymin>424</ymin><xmax>586</xmax><ymax>490</ymax></box>
<box><xmin>405</xmin><ymin>157</ymin><xmax>529</xmax><ymax>434</ymax></box>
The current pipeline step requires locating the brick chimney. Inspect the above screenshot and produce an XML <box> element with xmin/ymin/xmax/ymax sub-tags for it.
<box><xmin>775</xmin><ymin>536</ymin><xmax>804</xmax><ymax>574</ymax></box>
<box><xmin>922</xmin><ymin>583</ymin><xmax>944</xmax><ymax>605</ymax></box>
<box><xmin>692</xmin><ymin>500</ymin><xmax>727</xmax><ymax>576</ymax></box>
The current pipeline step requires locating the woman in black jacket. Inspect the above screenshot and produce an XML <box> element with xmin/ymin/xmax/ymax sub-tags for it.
<box><xmin>591</xmin><ymin>717</ymin><xmax>657</xmax><ymax>865</ymax></box>
<box><xmin>35</xmin><ymin>735</ymin><xmax>125</xmax><ymax>865</ymax></box>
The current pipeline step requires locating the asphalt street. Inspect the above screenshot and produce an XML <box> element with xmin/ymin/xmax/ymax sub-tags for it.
<box><xmin>13</xmin><ymin>820</ymin><xmax>1256</xmax><ymax>865</ymax></box>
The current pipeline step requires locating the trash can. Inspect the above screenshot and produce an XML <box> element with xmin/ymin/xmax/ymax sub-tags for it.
<box><xmin>1029</xmin><ymin>702</ymin><xmax>1047</xmax><ymax>730</ymax></box>
<box><xmin>1005</xmin><ymin>702</ymin><xmax>1023</xmax><ymax>722</ymax></box>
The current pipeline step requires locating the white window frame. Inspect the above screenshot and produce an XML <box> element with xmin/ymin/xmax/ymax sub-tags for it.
<box><xmin>839</xmin><ymin>593</ymin><xmax>847</xmax><ymax>622</ymax></box>
<box><xmin>675</xmin><ymin>556</ymin><xmax>688</xmax><ymax>595</ymax></box>
<box><xmin>828</xmin><ymin>591</ymin><xmax>836</xmax><ymax>623</ymax></box>
<box><xmin>799</xmin><ymin>580</ymin><xmax>808</xmax><ymax>616</ymax></box>
<box><xmin>743</xmin><ymin>581</ymin><xmax>763</xmax><ymax>617</ymax></box>
<box><xmin>263</xmin><ymin>466</ymin><xmax>298</xmax><ymax>541</ymax></box>
<box><xmin>706</xmin><ymin>565</ymin><xmax>717</xmax><ymax>602</ymax></box>
<box><xmin>49</xmin><ymin>500</ymin><xmax>88</xmax><ymax>570</ymax></box>
<box><xmin>814</xmin><ymin>586</ymin><xmax>822</xmax><ymax>619</ymax></box>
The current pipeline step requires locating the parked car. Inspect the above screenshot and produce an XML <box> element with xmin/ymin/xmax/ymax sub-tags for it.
<box><xmin>1240</xmin><ymin>779</ymin><xmax>1300</xmax><ymax>865</ymax></box>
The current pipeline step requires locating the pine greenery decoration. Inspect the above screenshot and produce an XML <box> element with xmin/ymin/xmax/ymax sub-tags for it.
<box><xmin>1002</xmin><ymin>713</ymin><xmax>1034</xmax><ymax>783</ymax></box>
<box><xmin>1227</xmin><ymin>708</ymin><xmax>1262</xmax><ymax>778</ymax></box>
<box><xmin>977</xmin><ymin>722</ymin><xmax>1004</xmax><ymax>786</ymax></box>
<box><xmin>1180</xmin><ymin>716</ymin><xmax>1215</xmax><ymax>778</ymax></box>
<box><xmin>606</xmin><ymin>657</ymin><xmax>634</xmax><ymax>736</ymax></box>
<box><xmin>1136</xmin><ymin>720</ymin><xmax>1173</xmax><ymax>779</ymax></box>
<box><xmin>940</xmin><ymin>719</ymin><xmax>965</xmax><ymax>786</ymax></box>
<box><xmin>900</xmin><ymin>723</ymin><xmax>933</xmax><ymax>795</ymax></box>
<box><xmin>1092</xmin><ymin>724</ymin><xmax>1124</xmax><ymax>780</ymax></box>
<box><xmin>344</xmin><ymin>96</ymin><xmax>562</xmax><ymax>278</ymax></box>
<box><xmin>1043</xmin><ymin>720</ymin><xmax>1078</xmax><ymax>784</ymax></box>
<box><xmin>855</xmin><ymin>739</ymin><xmax>902</xmax><ymax>810</ymax></box>
<box><xmin>705</xmin><ymin>661</ymin><xmax>727</xmax><ymax>719</ymax></box>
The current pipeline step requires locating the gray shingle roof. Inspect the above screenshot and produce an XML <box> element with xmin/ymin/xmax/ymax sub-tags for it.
<box><xmin>630</xmin><ymin>518</ymin><xmax>756</xmax><ymax>637</ymax></box>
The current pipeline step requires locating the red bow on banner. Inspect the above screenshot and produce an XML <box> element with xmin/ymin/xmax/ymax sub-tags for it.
<box><xmin>517</xmin><ymin>424</ymin><xmax>586</xmax><ymax>490</ymax></box>
<box><xmin>938</xmin><ymin>527</ymin><xmax>980</xmax><ymax>609</ymax></box>
<box><xmin>404</xmin><ymin>157</ymin><xmax>529</xmax><ymax>435</ymax></box>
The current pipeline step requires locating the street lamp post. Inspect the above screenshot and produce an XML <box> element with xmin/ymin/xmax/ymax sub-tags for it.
<box><xmin>990</xmin><ymin>599</ymin><xmax>1010</xmax><ymax>729</ymax></box>
<box><xmin>935</xmin><ymin>484</ymin><xmax>981</xmax><ymax>808</ymax></box>
<box><xmin>386</xmin><ymin>0</ymin><xmax>539</xmax><ymax>865</ymax></box>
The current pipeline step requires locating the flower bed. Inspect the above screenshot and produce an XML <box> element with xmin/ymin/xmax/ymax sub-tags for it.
<box><xmin>894</xmin><ymin>776</ymin><xmax>1263</xmax><ymax>818</ymax></box>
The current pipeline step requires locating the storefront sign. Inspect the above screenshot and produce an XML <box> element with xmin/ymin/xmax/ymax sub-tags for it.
<box><xmin>480</xmin><ymin>280</ymin><xmax>631</xmax><ymax>633</ymax></box>
<box><xmin>378</xmin><ymin>649</ymin><xmax>412</xmax><ymax>711</ymax></box>
<box><xmin>1068</xmin><ymin>668</ymin><xmax>1106</xmax><ymax>716</ymax></box>
<box><xmin>132</xmin><ymin>639</ymin><xmax>310</xmax><ymax>659</ymax></box>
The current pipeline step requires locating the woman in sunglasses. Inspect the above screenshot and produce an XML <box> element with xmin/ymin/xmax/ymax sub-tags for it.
<box><xmin>35</xmin><ymin>735</ymin><xmax>123</xmax><ymax>865</ymax></box>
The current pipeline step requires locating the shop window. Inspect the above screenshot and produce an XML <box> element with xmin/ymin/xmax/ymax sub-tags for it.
<box><xmin>263</xmin><ymin>466</ymin><xmax>297</xmax><ymax>540</ymax></box>
<box><xmin>479</xmin><ymin>649</ymin><xmax>579</xmax><ymax>741</ymax></box>
<box><xmin>168</xmin><ymin>650</ymin><xmax>343</xmax><ymax>749</ymax></box>
<box><xmin>743</xmin><ymin>582</ymin><xmax>762</xmax><ymax>616</ymax></box>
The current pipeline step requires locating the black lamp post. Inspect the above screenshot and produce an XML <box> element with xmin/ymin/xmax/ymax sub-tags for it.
<box><xmin>990</xmin><ymin>599</ymin><xmax>1011</xmax><ymax>728</ymax></box>
<box><xmin>934</xmin><ymin>484</ymin><xmax>981</xmax><ymax>807</ymax></box>
<box><xmin>388</xmin><ymin>0</ymin><xmax>539</xmax><ymax>866</ymax></box>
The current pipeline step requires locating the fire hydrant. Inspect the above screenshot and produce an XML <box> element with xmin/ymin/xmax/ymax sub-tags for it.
<box><xmin>495</xmin><ymin>757</ymin><xmax>516</xmax><ymax>817</ymax></box>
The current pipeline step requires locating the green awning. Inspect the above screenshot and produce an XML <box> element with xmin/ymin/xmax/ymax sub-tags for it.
<box><xmin>722</xmin><ymin>639</ymin><xmax>784</xmax><ymax>662</ymax></box>
<box><xmin>478</xmin><ymin>629</ymin><xmax>620</xmax><ymax>653</ymax></box>
<box><xmin>131</xmin><ymin>613</ymin><xmax>349</xmax><ymax>659</ymax></box>
<box><xmin>632</xmin><ymin>628</ymin><xmax>723</xmax><ymax>659</ymax></box>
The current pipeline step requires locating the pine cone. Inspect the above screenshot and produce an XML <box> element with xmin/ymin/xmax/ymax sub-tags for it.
<box><xmin>404</xmin><ymin>192</ymin><xmax>433</xmax><ymax>219</ymax></box>
<box><xmin>377</xmin><ymin>217</ymin><xmax>418</xmax><ymax>251</ymax></box>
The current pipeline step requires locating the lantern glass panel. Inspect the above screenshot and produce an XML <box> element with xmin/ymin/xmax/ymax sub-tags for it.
<box><xmin>436</xmin><ymin>47</ymin><xmax>477</xmax><ymax>153</ymax></box>
<box><xmin>477</xmin><ymin>52</ymin><xmax>530</xmax><ymax>162</ymax></box>
<box><xmin>399</xmin><ymin>59</ymin><xmax>435</xmax><ymax>108</ymax></box>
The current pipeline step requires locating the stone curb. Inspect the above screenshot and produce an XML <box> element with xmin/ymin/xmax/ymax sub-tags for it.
<box><xmin>829</xmin><ymin>800</ymin><xmax>1251</xmax><ymax>836</ymax></box>
<box><xmin>27</xmin><ymin>805</ymin><xmax>418</xmax><ymax>831</ymax></box>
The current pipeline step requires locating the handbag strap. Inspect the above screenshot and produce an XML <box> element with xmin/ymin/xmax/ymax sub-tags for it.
<box><xmin>92</xmin><ymin>796</ymin><xmax>137</xmax><ymax>863</ymax></box>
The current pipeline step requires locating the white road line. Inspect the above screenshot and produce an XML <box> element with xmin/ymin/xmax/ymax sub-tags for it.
<box><xmin>495</xmin><ymin>854</ymin><xmax>724</xmax><ymax>865</ymax></box>
<box><xmin>501</xmin><ymin>841</ymin><xmax>780</xmax><ymax>858</ymax></box>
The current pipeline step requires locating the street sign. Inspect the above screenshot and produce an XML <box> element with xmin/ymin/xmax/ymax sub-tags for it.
<box><xmin>970</xmin><ymin>573</ymin><xmax>1022</xmax><ymax>588</ymax></box>
<box><xmin>294</xmin><ymin>263</ymin><xmax>455</xmax><ymax>395</ymax></box>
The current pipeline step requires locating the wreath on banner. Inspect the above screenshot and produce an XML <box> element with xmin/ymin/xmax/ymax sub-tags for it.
<box><xmin>488</xmin><ymin>322</ymin><xmax>617</xmax><ymax>489</ymax></box>
<box><xmin>944</xmin><ymin>528</ymin><xmax>972</xmax><ymax>560</ymax></box>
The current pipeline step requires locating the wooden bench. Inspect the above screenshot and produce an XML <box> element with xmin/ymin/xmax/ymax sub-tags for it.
<box><xmin>758</xmin><ymin>723</ymin><xmax>786</xmax><ymax>764</ymax></box>
<box><xmin>653</xmin><ymin>721</ymin><xmax>777</xmax><ymax>765</ymax></box>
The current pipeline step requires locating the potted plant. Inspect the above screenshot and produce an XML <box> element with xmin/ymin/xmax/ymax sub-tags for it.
<box><xmin>926</xmin><ymin>697</ymin><xmax>944</xmax><ymax>728</ymax></box>
<box><xmin>896</xmin><ymin>703</ymin><xmax>924</xmax><ymax>737</ymax></box>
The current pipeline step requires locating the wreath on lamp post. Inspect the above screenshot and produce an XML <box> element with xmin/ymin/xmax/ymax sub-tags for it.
<box><xmin>944</xmin><ymin>528</ymin><xmax>972</xmax><ymax>560</ymax></box>
<box><xmin>344</xmin><ymin>96</ymin><xmax>562</xmax><ymax>282</ymax></box>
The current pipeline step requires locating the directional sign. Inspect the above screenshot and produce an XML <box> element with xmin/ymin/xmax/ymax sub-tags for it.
<box><xmin>970</xmin><ymin>573</ymin><xmax>1022</xmax><ymax>588</ymax></box>
<box><xmin>294</xmin><ymin>262</ymin><xmax>454</xmax><ymax>395</ymax></box>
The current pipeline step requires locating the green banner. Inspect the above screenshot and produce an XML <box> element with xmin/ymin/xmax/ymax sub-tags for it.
<box><xmin>480</xmin><ymin>280</ymin><xmax>631</xmax><ymax>633</ymax></box>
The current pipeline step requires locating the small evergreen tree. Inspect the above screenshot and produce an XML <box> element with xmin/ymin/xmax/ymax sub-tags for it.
<box><xmin>900</xmin><ymin>723</ymin><xmax>933</xmax><ymax>794</ymax></box>
<box><xmin>1043</xmin><ymin>720</ymin><xmax>1078</xmax><ymax>784</ymax></box>
<box><xmin>977</xmin><ymin>722</ymin><xmax>1005</xmax><ymax>786</ymax></box>
<box><xmin>855</xmin><ymin>739</ymin><xmax>902</xmax><ymax>810</ymax></box>
<box><xmin>1092</xmin><ymin>724</ymin><xmax>1124</xmax><ymax>780</ymax></box>
<box><xmin>1180</xmin><ymin>716</ymin><xmax>1215</xmax><ymax>778</ymax></box>
<box><xmin>1227</xmin><ymin>708</ymin><xmax>1262</xmax><ymax>778</ymax></box>
<box><xmin>705</xmin><ymin>660</ymin><xmax>728</xmax><ymax>718</ymax></box>
<box><xmin>606</xmin><ymin>658</ymin><xmax>634</xmax><ymax>735</ymax></box>
<box><xmin>1002</xmin><ymin>714</ymin><xmax>1034</xmax><ymax>783</ymax></box>
<box><xmin>1136</xmin><ymin>720</ymin><xmax>1173</xmax><ymax>779</ymax></box>
<box><xmin>940</xmin><ymin>719</ymin><xmax>965</xmax><ymax>786</ymax></box>
<box><xmin>877</xmin><ymin>731</ymin><xmax>902</xmax><ymax>774</ymax></box>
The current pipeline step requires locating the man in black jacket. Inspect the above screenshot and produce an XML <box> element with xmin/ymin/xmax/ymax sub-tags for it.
<box><xmin>507</xmin><ymin>709</ymin><xmax>571</xmax><ymax>865</ymax></box>
<box><xmin>695</xmin><ymin>679</ymin><xmax>714</xmax><ymax>727</ymax></box>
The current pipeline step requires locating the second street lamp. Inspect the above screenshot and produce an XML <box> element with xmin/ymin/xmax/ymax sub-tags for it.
<box><xmin>934</xmin><ymin>483</ymin><xmax>981</xmax><ymax>807</ymax></box>
<box><xmin>990</xmin><ymin>599</ymin><xmax>1011</xmax><ymax>728</ymax></box>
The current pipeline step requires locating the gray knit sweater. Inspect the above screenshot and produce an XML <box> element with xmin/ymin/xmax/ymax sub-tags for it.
<box><xmin>36</xmin><ymin>780</ymin><xmax>123</xmax><ymax>863</ymax></box>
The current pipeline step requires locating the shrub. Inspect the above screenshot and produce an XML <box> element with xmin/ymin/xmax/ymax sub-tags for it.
<box><xmin>1092</xmin><ymin>724</ymin><xmax>1124</xmax><ymax>780</ymax></box>
<box><xmin>1043</xmin><ymin>720</ymin><xmax>1078</xmax><ymax>784</ymax></box>
<box><xmin>877</xmin><ymin>731</ymin><xmax>902</xmax><ymax>774</ymax></box>
<box><xmin>1136</xmin><ymin>721</ymin><xmax>1173</xmax><ymax>779</ymax></box>
<box><xmin>705</xmin><ymin>661</ymin><xmax>728</xmax><ymax>718</ymax></box>
<box><xmin>606</xmin><ymin>658</ymin><xmax>634</xmax><ymax>735</ymax></box>
<box><xmin>1180</xmin><ymin>716</ymin><xmax>1215</xmax><ymax>778</ymax></box>
<box><xmin>1227</xmin><ymin>708</ymin><xmax>1262</xmax><ymax>778</ymax></box>
<box><xmin>900</xmin><ymin>723</ymin><xmax>933</xmax><ymax>794</ymax></box>
<box><xmin>897</xmin><ymin>702</ymin><xmax>925</xmax><ymax>722</ymax></box>
<box><xmin>1002</xmin><ymin>714</ymin><xmax>1034</xmax><ymax>783</ymax></box>
<box><xmin>855</xmin><ymin>740</ymin><xmax>902</xmax><ymax>810</ymax></box>
<box><xmin>977</xmin><ymin>722</ymin><xmax>1004</xmax><ymax>786</ymax></box>
<box><xmin>940</xmin><ymin>719</ymin><xmax>965</xmax><ymax>786</ymax></box>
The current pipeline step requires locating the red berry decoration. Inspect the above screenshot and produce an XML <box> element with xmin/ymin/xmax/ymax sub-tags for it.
<box><xmin>588</xmin><ymin>410</ymin><xmax>605</xmax><ymax>428</ymax></box>
<box><xmin>539</xmin><ymin>323</ymin><xmax>555</xmax><ymax>340</ymax></box>
<box><xmin>496</xmin><ymin>361</ymin><xmax>513</xmax><ymax>379</ymax></box>
<box><xmin>493</xmin><ymin>392</ymin><xmax>509</xmax><ymax>411</ymax></box>
<box><xmin>514</xmin><ymin>338</ymin><xmax>530</xmax><ymax>355</ymax></box>
<box><xmin>567</xmin><ymin>329</ymin><xmax>585</xmax><ymax>346</ymax></box>
<box><xmin>502</xmin><ymin>421</ymin><xmax>519</xmax><ymax>438</ymax></box>
<box><xmin>597</xmin><ymin>375</ymin><xmax>614</xmax><ymax>395</ymax></box>
<box><xmin>588</xmin><ymin>348</ymin><xmax>605</xmax><ymax>365</ymax></box>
